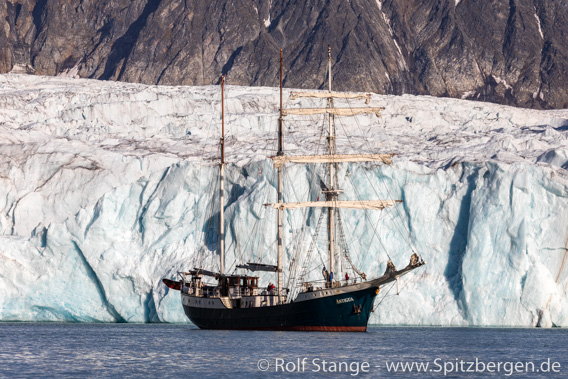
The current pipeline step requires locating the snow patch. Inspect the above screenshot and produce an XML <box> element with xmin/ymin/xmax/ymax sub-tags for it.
<box><xmin>375</xmin><ymin>5</ymin><xmax>407</xmax><ymax>70</ymax></box>
<box><xmin>58</xmin><ymin>63</ymin><xmax>81</xmax><ymax>78</ymax></box>
<box><xmin>376</xmin><ymin>0</ymin><xmax>382</xmax><ymax>11</ymax></box>
<box><xmin>392</xmin><ymin>39</ymin><xmax>407</xmax><ymax>70</ymax></box>
<box><xmin>8</xmin><ymin>64</ymin><xmax>33</xmax><ymax>74</ymax></box>
<box><xmin>493</xmin><ymin>76</ymin><xmax>513</xmax><ymax>90</ymax></box>
<box><xmin>534</xmin><ymin>7</ymin><xmax>544</xmax><ymax>39</ymax></box>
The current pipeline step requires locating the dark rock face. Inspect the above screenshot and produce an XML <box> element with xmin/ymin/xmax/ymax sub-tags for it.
<box><xmin>2</xmin><ymin>0</ymin><xmax>568</xmax><ymax>109</ymax></box>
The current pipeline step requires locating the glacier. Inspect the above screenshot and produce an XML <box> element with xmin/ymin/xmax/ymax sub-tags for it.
<box><xmin>0</xmin><ymin>74</ymin><xmax>567</xmax><ymax>326</ymax></box>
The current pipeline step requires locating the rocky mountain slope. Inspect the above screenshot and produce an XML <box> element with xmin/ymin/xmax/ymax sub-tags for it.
<box><xmin>1</xmin><ymin>0</ymin><xmax>567</xmax><ymax>109</ymax></box>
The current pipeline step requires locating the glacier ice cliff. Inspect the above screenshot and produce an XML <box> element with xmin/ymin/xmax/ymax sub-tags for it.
<box><xmin>0</xmin><ymin>74</ymin><xmax>567</xmax><ymax>326</ymax></box>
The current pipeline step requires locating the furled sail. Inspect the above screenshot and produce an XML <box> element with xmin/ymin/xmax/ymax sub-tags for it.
<box><xmin>271</xmin><ymin>154</ymin><xmax>394</xmax><ymax>168</ymax></box>
<box><xmin>282</xmin><ymin>107</ymin><xmax>383</xmax><ymax>117</ymax></box>
<box><xmin>236</xmin><ymin>263</ymin><xmax>278</xmax><ymax>272</ymax></box>
<box><xmin>289</xmin><ymin>91</ymin><xmax>371</xmax><ymax>104</ymax></box>
<box><xmin>264</xmin><ymin>200</ymin><xmax>401</xmax><ymax>210</ymax></box>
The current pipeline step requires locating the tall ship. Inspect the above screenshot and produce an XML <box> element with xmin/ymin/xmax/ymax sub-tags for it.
<box><xmin>163</xmin><ymin>48</ymin><xmax>425</xmax><ymax>331</ymax></box>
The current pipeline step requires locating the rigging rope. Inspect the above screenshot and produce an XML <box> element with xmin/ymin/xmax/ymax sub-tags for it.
<box><xmin>342</xmin><ymin>97</ymin><xmax>422</xmax><ymax>259</ymax></box>
<box><xmin>336</xmin><ymin>209</ymin><xmax>367</xmax><ymax>280</ymax></box>
<box><xmin>282</xmin><ymin>97</ymin><xmax>329</xmax><ymax>294</ymax></box>
<box><xmin>374</xmin><ymin>270</ymin><xmax>421</xmax><ymax>309</ymax></box>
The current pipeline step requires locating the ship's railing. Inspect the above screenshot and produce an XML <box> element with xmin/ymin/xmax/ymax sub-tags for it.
<box><xmin>200</xmin><ymin>286</ymin><xmax>272</xmax><ymax>298</ymax></box>
<box><xmin>230</xmin><ymin>287</ymin><xmax>260</xmax><ymax>297</ymax></box>
<box><xmin>259</xmin><ymin>287</ymin><xmax>288</xmax><ymax>296</ymax></box>
<box><xmin>202</xmin><ymin>287</ymin><xmax>221</xmax><ymax>298</ymax></box>
<box><xmin>223</xmin><ymin>286</ymin><xmax>290</xmax><ymax>298</ymax></box>
<box><xmin>182</xmin><ymin>282</ymin><xmax>290</xmax><ymax>299</ymax></box>
<box><xmin>181</xmin><ymin>283</ymin><xmax>220</xmax><ymax>298</ymax></box>
<box><xmin>299</xmin><ymin>277</ymin><xmax>363</xmax><ymax>292</ymax></box>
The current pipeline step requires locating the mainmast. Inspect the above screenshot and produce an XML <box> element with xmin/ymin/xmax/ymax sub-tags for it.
<box><xmin>219</xmin><ymin>75</ymin><xmax>226</xmax><ymax>275</ymax></box>
<box><xmin>326</xmin><ymin>45</ymin><xmax>336</xmax><ymax>284</ymax></box>
<box><xmin>264</xmin><ymin>49</ymin><xmax>395</xmax><ymax>286</ymax></box>
<box><xmin>277</xmin><ymin>50</ymin><xmax>284</xmax><ymax>302</ymax></box>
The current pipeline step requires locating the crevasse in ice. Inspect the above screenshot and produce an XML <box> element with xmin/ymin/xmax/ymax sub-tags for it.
<box><xmin>0</xmin><ymin>74</ymin><xmax>567</xmax><ymax>326</ymax></box>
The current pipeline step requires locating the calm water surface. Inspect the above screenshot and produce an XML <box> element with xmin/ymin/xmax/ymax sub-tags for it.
<box><xmin>0</xmin><ymin>323</ymin><xmax>566</xmax><ymax>378</ymax></box>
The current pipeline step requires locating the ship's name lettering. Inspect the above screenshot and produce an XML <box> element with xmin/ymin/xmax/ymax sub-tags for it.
<box><xmin>336</xmin><ymin>297</ymin><xmax>354</xmax><ymax>304</ymax></box>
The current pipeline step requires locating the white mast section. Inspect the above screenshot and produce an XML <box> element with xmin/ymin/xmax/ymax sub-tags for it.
<box><xmin>265</xmin><ymin>200</ymin><xmax>400</xmax><ymax>210</ymax></box>
<box><xmin>282</xmin><ymin>107</ymin><xmax>383</xmax><ymax>117</ymax></box>
<box><xmin>327</xmin><ymin>45</ymin><xmax>335</xmax><ymax>284</ymax></box>
<box><xmin>271</xmin><ymin>153</ymin><xmax>393</xmax><ymax>168</ymax></box>
<box><xmin>219</xmin><ymin>76</ymin><xmax>226</xmax><ymax>275</ymax></box>
<box><xmin>290</xmin><ymin>91</ymin><xmax>372</xmax><ymax>103</ymax></box>
<box><xmin>277</xmin><ymin>50</ymin><xmax>284</xmax><ymax>303</ymax></box>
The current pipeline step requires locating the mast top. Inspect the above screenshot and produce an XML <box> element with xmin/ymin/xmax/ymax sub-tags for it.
<box><xmin>327</xmin><ymin>45</ymin><xmax>332</xmax><ymax>92</ymax></box>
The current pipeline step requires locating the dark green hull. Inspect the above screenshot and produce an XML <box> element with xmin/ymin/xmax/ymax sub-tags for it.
<box><xmin>183</xmin><ymin>284</ymin><xmax>378</xmax><ymax>332</ymax></box>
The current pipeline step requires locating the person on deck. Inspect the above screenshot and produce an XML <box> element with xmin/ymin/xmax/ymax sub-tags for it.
<box><xmin>345</xmin><ymin>272</ymin><xmax>349</xmax><ymax>285</ymax></box>
<box><xmin>322</xmin><ymin>267</ymin><xmax>329</xmax><ymax>283</ymax></box>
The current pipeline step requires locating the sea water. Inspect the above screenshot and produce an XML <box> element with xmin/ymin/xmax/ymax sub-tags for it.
<box><xmin>0</xmin><ymin>323</ymin><xmax>566</xmax><ymax>378</ymax></box>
